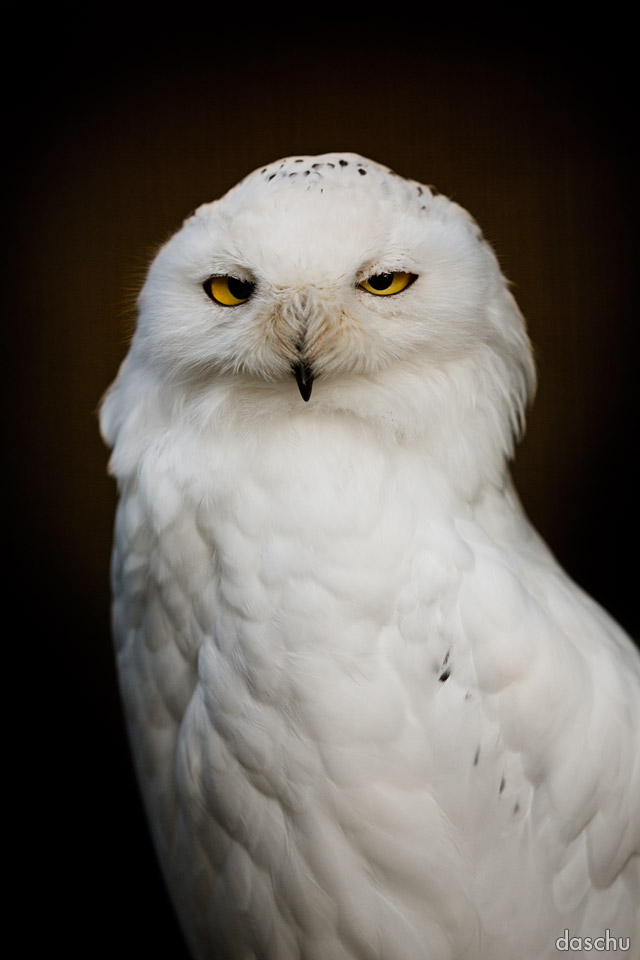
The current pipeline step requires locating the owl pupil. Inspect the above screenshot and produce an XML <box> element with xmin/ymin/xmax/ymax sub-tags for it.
<box><xmin>368</xmin><ymin>273</ymin><xmax>393</xmax><ymax>290</ymax></box>
<box><xmin>228</xmin><ymin>277</ymin><xmax>254</xmax><ymax>299</ymax></box>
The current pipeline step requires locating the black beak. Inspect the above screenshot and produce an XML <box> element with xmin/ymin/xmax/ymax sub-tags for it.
<box><xmin>293</xmin><ymin>360</ymin><xmax>314</xmax><ymax>402</ymax></box>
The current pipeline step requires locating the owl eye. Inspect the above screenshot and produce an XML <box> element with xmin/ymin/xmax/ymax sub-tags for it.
<box><xmin>359</xmin><ymin>272</ymin><xmax>417</xmax><ymax>296</ymax></box>
<box><xmin>204</xmin><ymin>276</ymin><xmax>255</xmax><ymax>306</ymax></box>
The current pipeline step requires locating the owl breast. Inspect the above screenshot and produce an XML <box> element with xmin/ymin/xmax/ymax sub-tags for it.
<box><xmin>117</xmin><ymin>410</ymin><xmax>510</xmax><ymax>959</ymax></box>
<box><xmin>117</xmin><ymin>406</ymin><xmax>619</xmax><ymax>960</ymax></box>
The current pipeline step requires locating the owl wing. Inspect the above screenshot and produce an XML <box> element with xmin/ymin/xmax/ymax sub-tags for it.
<box><xmin>110</xmin><ymin>471</ymin><xmax>213</xmax><ymax>916</ymax></box>
<box><xmin>456</xmin><ymin>489</ymin><xmax>640</xmax><ymax>947</ymax></box>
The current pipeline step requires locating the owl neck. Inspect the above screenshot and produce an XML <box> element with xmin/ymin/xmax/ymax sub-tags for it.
<box><xmin>162</xmin><ymin>354</ymin><xmax>526</xmax><ymax>506</ymax></box>
<box><xmin>105</xmin><ymin>339</ymin><xmax>528</xmax><ymax>511</ymax></box>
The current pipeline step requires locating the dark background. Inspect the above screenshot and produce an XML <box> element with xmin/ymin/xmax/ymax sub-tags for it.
<box><xmin>7</xmin><ymin>23</ymin><xmax>637</xmax><ymax>958</ymax></box>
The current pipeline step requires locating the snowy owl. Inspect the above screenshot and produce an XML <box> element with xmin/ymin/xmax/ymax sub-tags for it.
<box><xmin>100</xmin><ymin>153</ymin><xmax>640</xmax><ymax>960</ymax></box>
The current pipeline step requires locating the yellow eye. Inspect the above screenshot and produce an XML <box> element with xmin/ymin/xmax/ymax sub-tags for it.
<box><xmin>359</xmin><ymin>272</ymin><xmax>417</xmax><ymax>296</ymax></box>
<box><xmin>204</xmin><ymin>276</ymin><xmax>255</xmax><ymax>306</ymax></box>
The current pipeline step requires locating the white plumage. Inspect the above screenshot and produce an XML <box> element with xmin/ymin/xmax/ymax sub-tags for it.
<box><xmin>101</xmin><ymin>153</ymin><xmax>640</xmax><ymax>959</ymax></box>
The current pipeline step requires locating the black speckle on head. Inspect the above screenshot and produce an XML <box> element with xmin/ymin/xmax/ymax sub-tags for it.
<box><xmin>268</xmin><ymin>173</ymin><xmax>276</xmax><ymax>181</ymax></box>
<box><xmin>295</xmin><ymin>158</ymin><xmax>304</xmax><ymax>163</ymax></box>
<box><xmin>438</xmin><ymin>667</ymin><xmax>451</xmax><ymax>683</ymax></box>
<box><xmin>339</xmin><ymin>159</ymin><xmax>349</xmax><ymax>166</ymax></box>
<box><xmin>443</xmin><ymin>650</ymin><xmax>450</xmax><ymax>667</ymax></box>
<box><xmin>499</xmin><ymin>776</ymin><xmax>506</xmax><ymax>795</ymax></box>
<box><xmin>358</xmin><ymin>168</ymin><xmax>367</xmax><ymax>176</ymax></box>
<box><xmin>473</xmin><ymin>746</ymin><xmax>480</xmax><ymax>767</ymax></box>
<box><xmin>416</xmin><ymin>186</ymin><xmax>423</xmax><ymax>196</ymax></box>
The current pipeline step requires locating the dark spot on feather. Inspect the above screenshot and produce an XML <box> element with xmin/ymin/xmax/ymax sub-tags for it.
<box><xmin>513</xmin><ymin>802</ymin><xmax>520</xmax><ymax>815</ymax></box>
<box><xmin>499</xmin><ymin>776</ymin><xmax>506</xmax><ymax>795</ymax></box>
<box><xmin>464</xmin><ymin>691</ymin><xmax>472</xmax><ymax>701</ymax></box>
<box><xmin>358</xmin><ymin>168</ymin><xmax>367</xmax><ymax>175</ymax></box>
<box><xmin>473</xmin><ymin>747</ymin><xmax>480</xmax><ymax>767</ymax></box>
<box><xmin>268</xmin><ymin>174</ymin><xmax>276</xmax><ymax>181</ymax></box>
<box><xmin>438</xmin><ymin>668</ymin><xmax>451</xmax><ymax>682</ymax></box>
<box><xmin>339</xmin><ymin>159</ymin><xmax>348</xmax><ymax>166</ymax></box>
<box><xmin>443</xmin><ymin>650</ymin><xmax>450</xmax><ymax>666</ymax></box>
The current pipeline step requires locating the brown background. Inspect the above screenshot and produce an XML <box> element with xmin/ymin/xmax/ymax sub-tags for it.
<box><xmin>7</xmin><ymin>23</ymin><xmax>637</xmax><ymax>958</ymax></box>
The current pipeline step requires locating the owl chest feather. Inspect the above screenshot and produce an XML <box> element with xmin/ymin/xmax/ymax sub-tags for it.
<box><xmin>115</xmin><ymin>410</ymin><xmax>639</xmax><ymax>959</ymax></box>
<box><xmin>119</xmin><ymin>414</ymin><xmax>500</xmax><ymax>955</ymax></box>
<box><xmin>179</xmin><ymin>415</ymin><xmax>483</xmax><ymax>790</ymax></box>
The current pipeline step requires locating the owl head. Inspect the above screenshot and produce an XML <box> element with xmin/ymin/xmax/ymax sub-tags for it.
<box><xmin>102</xmin><ymin>153</ymin><xmax>535</xmax><ymax>481</ymax></box>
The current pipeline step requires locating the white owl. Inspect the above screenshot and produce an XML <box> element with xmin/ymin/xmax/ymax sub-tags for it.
<box><xmin>100</xmin><ymin>153</ymin><xmax>640</xmax><ymax>960</ymax></box>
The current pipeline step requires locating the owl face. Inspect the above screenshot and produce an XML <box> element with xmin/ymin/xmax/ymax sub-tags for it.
<box><xmin>134</xmin><ymin>153</ymin><xmax>530</xmax><ymax>409</ymax></box>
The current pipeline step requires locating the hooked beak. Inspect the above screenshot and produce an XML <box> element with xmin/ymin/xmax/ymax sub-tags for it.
<box><xmin>293</xmin><ymin>360</ymin><xmax>314</xmax><ymax>402</ymax></box>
